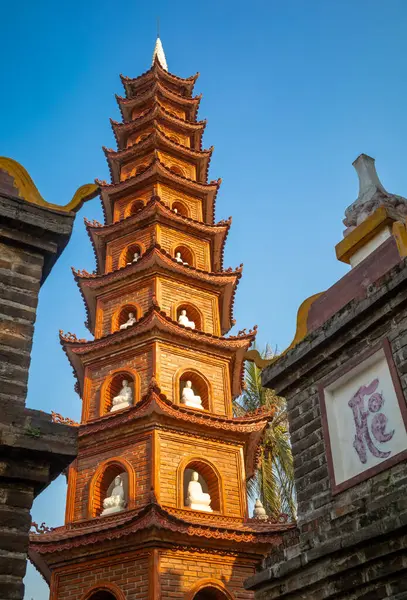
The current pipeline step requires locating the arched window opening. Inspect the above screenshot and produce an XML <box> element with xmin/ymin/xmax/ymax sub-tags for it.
<box><xmin>87</xmin><ymin>592</ymin><xmax>117</xmax><ymax>600</ymax></box>
<box><xmin>183</xmin><ymin>460</ymin><xmax>221</xmax><ymax>513</ymax></box>
<box><xmin>90</xmin><ymin>463</ymin><xmax>128</xmax><ymax>518</ymax></box>
<box><xmin>194</xmin><ymin>590</ymin><xmax>230</xmax><ymax>600</ymax></box>
<box><xmin>169</xmin><ymin>164</ymin><xmax>184</xmax><ymax>177</ymax></box>
<box><xmin>172</xmin><ymin>200</ymin><xmax>189</xmax><ymax>217</ymax></box>
<box><xmin>129</xmin><ymin>200</ymin><xmax>145</xmax><ymax>216</ymax></box>
<box><xmin>174</xmin><ymin>245</ymin><xmax>194</xmax><ymax>267</ymax></box>
<box><xmin>179</xmin><ymin>370</ymin><xmax>210</xmax><ymax>411</ymax></box>
<box><xmin>121</xmin><ymin>243</ymin><xmax>143</xmax><ymax>268</ymax></box>
<box><xmin>112</xmin><ymin>304</ymin><xmax>140</xmax><ymax>333</ymax></box>
<box><xmin>134</xmin><ymin>164</ymin><xmax>149</xmax><ymax>176</ymax></box>
<box><xmin>169</xmin><ymin>135</ymin><xmax>180</xmax><ymax>144</ymax></box>
<box><xmin>176</xmin><ymin>303</ymin><xmax>202</xmax><ymax>331</ymax></box>
<box><xmin>101</xmin><ymin>371</ymin><xmax>135</xmax><ymax>415</ymax></box>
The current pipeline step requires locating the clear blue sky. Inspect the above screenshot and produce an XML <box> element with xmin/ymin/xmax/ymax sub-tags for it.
<box><xmin>2</xmin><ymin>1</ymin><xmax>406</xmax><ymax>597</ymax></box>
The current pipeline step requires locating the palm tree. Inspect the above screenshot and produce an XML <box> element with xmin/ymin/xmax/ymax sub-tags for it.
<box><xmin>235</xmin><ymin>346</ymin><xmax>296</xmax><ymax>520</ymax></box>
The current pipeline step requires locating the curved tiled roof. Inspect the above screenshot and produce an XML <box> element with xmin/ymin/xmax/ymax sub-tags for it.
<box><xmin>103</xmin><ymin>127</ymin><xmax>213</xmax><ymax>184</ymax></box>
<box><xmin>72</xmin><ymin>242</ymin><xmax>241</xmax><ymax>335</ymax></box>
<box><xmin>120</xmin><ymin>57</ymin><xmax>199</xmax><ymax>98</ymax></box>
<box><xmin>60</xmin><ymin>301</ymin><xmax>254</xmax><ymax>397</ymax></box>
<box><xmin>97</xmin><ymin>157</ymin><xmax>220</xmax><ymax>224</ymax></box>
<box><xmin>85</xmin><ymin>195</ymin><xmax>230</xmax><ymax>273</ymax></box>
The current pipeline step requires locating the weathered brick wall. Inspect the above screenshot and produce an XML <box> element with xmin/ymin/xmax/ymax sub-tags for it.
<box><xmin>157</xmin><ymin>430</ymin><xmax>245</xmax><ymax>516</ymax></box>
<box><xmin>0</xmin><ymin>241</ymin><xmax>43</xmax><ymax>410</ymax></box>
<box><xmin>249</xmin><ymin>261</ymin><xmax>407</xmax><ymax>598</ymax></box>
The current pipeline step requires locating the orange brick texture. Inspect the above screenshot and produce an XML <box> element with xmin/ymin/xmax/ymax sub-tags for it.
<box><xmin>156</xmin><ymin>342</ymin><xmax>232</xmax><ymax>414</ymax></box>
<box><xmin>157</xmin><ymin>431</ymin><xmax>245</xmax><ymax>517</ymax></box>
<box><xmin>71</xmin><ymin>435</ymin><xmax>150</xmax><ymax>521</ymax></box>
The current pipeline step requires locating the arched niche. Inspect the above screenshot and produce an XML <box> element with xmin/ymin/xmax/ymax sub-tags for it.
<box><xmin>129</xmin><ymin>199</ymin><xmax>145</xmax><ymax>216</ymax></box>
<box><xmin>127</xmin><ymin>129</ymin><xmax>153</xmax><ymax>148</ymax></box>
<box><xmin>173</xmin><ymin>244</ymin><xmax>194</xmax><ymax>267</ymax></box>
<box><xmin>179</xmin><ymin>459</ymin><xmax>222</xmax><ymax>513</ymax></box>
<box><xmin>132</xmin><ymin>164</ymin><xmax>149</xmax><ymax>177</ymax></box>
<box><xmin>189</xmin><ymin>582</ymin><xmax>235</xmax><ymax>600</ymax></box>
<box><xmin>112</xmin><ymin>304</ymin><xmax>141</xmax><ymax>333</ymax></box>
<box><xmin>100</xmin><ymin>371</ymin><xmax>138</xmax><ymax>415</ymax></box>
<box><xmin>171</xmin><ymin>200</ymin><xmax>189</xmax><ymax>217</ymax></box>
<box><xmin>177</xmin><ymin>369</ymin><xmax>211</xmax><ymax>411</ymax></box>
<box><xmin>82</xmin><ymin>582</ymin><xmax>126</xmax><ymax>600</ymax></box>
<box><xmin>175</xmin><ymin>303</ymin><xmax>203</xmax><ymax>331</ymax></box>
<box><xmin>169</xmin><ymin>164</ymin><xmax>184</xmax><ymax>177</ymax></box>
<box><xmin>119</xmin><ymin>243</ymin><xmax>144</xmax><ymax>268</ymax></box>
<box><xmin>88</xmin><ymin>458</ymin><xmax>134</xmax><ymax>519</ymax></box>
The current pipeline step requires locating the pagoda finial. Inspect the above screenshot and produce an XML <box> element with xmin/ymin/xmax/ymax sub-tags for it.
<box><xmin>152</xmin><ymin>36</ymin><xmax>168</xmax><ymax>72</ymax></box>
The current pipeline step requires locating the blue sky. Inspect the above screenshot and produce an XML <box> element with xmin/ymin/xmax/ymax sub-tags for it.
<box><xmin>1</xmin><ymin>0</ymin><xmax>406</xmax><ymax>597</ymax></box>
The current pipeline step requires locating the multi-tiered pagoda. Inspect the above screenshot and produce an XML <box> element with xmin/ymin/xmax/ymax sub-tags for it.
<box><xmin>29</xmin><ymin>40</ymin><xmax>290</xmax><ymax>600</ymax></box>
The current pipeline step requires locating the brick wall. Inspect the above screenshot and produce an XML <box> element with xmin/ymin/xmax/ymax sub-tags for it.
<box><xmin>72</xmin><ymin>436</ymin><xmax>150</xmax><ymax>521</ymax></box>
<box><xmin>160</xmin><ymin>550</ymin><xmax>255</xmax><ymax>600</ymax></box>
<box><xmin>157</xmin><ymin>430</ymin><xmax>245</xmax><ymax>517</ymax></box>
<box><xmin>157</xmin><ymin>224</ymin><xmax>210</xmax><ymax>270</ymax></box>
<box><xmin>84</xmin><ymin>347</ymin><xmax>153</xmax><ymax>420</ymax></box>
<box><xmin>95</xmin><ymin>281</ymin><xmax>153</xmax><ymax>338</ymax></box>
<box><xmin>54</xmin><ymin>552</ymin><xmax>150</xmax><ymax>600</ymax></box>
<box><xmin>0</xmin><ymin>241</ymin><xmax>43</xmax><ymax>409</ymax></box>
<box><xmin>250</xmin><ymin>259</ymin><xmax>407</xmax><ymax>598</ymax></box>
<box><xmin>158</xmin><ymin>277</ymin><xmax>219</xmax><ymax>335</ymax></box>
<box><xmin>157</xmin><ymin>341</ymin><xmax>231</xmax><ymax>414</ymax></box>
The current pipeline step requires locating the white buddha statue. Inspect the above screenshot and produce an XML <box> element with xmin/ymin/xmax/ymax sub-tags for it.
<box><xmin>181</xmin><ymin>380</ymin><xmax>203</xmax><ymax>410</ymax></box>
<box><xmin>111</xmin><ymin>380</ymin><xmax>133</xmax><ymax>412</ymax></box>
<box><xmin>175</xmin><ymin>251</ymin><xmax>188</xmax><ymax>265</ymax></box>
<box><xmin>178</xmin><ymin>309</ymin><xmax>195</xmax><ymax>329</ymax></box>
<box><xmin>119</xmin><ymin>312</ymin><xmax>137</xmax><ymax>330</ymax></box>
<box><xmin>186</xmin><ymin>471</ymin><xmax>212</xmax><ymax>512</ymax></box>
<box><xmin>101</xmin><ymin>475</ymin><xmax>126</xmax><ymax>516</ymax></box>
<box><xmin>127</xmin><ymin>251</ymin><xmax>140</xmax><ymax>266</ymax></box>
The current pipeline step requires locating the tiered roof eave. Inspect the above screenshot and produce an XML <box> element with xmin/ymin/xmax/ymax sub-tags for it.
<box><xmin>72</xmin><ymin>243</ymin><xmax>241</xmax><ymax>335</ymax></box>
<box><xmin>120</xmin><ymin>57</ymin><xmax>199</xmax><ymax>99</ymax></box>
<box><xmin>97</xmin><ymin>158</ymin><xmax>220</xmax><ymax>224</ymax></box>
<box><xmin>115</xmin><ymin>80</ymin><xmax>202</xmax><ymax>123</ymax></box>
<box><xmin>110</xmin><ymin>103</ymin><xmax>206</xmax><ymax>151</ymax></box>
<box><xmin>103</xmin><ymin>127</ymin><xmax>213</xmax><ymax>184</ymax></box>
<box><xmin>84</xmin><ymin>195</ymin><xmax>230</xmax><ymax>273</ymax></box>
<box><xmin>59</xmin><ymin>304</ymin><xmax>255</xmax><ymax>397</ymax></box>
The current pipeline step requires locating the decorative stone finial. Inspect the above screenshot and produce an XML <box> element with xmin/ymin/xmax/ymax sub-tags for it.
<box><xmin>253</xmin><ymin>498</ymin><xmax>268</xmax><ymax>520</ymax></box>
<box><xmin>152</xmin><ymin>37</ymin><xmax>168</xmax><ymax>71</ymax></box>
<box><xmin>343</xmin><ymin>154</ymin><xmax>407</xmax><ymax>235</ymax></box>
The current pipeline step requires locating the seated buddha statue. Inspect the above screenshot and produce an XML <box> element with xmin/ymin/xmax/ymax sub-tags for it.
<box><xmin>178</xmin><ymin>310</ymin><xmax>195</xmax><ymax>329</ymax></box>
<box><xmin>181</xmin><ymin>381</ymin><xmax>203</xmax><ymax>410</ymax></box>
<box><xmin>175</xmin><ymin>251</ymin><xmax>188</xmax><ymax>265</ymax></box>
<box><xmin>110</xmin><ymin>380</ymin><xmax>133</xmax><ymax>412</ymax></box>
<box><xmin>101</xmin><ymin>475</ymin><xmax>126</xmax><ymax>516</ymax></box>
<box><xmin>119</xmin><ymin>312</ymin><xmax>137</xmax><ymax>330</ymax></box>
<box><xmin>186</xmin><ymin>471</ymin><xmax>213</xmax><ymax>512</ymax></box>
<box><xmin>127</xmin><ymin>251</ymin><xmax>140</xmax><ymax>266</ymax></box>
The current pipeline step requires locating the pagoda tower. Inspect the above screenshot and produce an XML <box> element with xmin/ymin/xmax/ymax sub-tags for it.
<box><xmin>29</xmin><ymin>41</ymin><xmax>291</xmax><ymax>600</ymax></box>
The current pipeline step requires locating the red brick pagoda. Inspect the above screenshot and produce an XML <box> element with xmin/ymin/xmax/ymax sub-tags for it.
<box><xmin>29</xmin><ymin>39</ymin><xmax>291</xmax><ymax>600</ymax></box>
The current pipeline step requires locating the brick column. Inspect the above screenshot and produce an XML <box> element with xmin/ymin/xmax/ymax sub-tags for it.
<box><xmin>0</xmin><ymin>169</ymin><xmax>81</xmax><ymax>600</ymax></box>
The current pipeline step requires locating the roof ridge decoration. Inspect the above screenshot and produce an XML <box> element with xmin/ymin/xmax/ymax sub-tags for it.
<box><xmin>152</xmin><ymin>37</ymin><xmax>168</xmax><ymax>71</ymax></box>
<box><xmin>0</xmin><ymin>157</ymin><xmax>99</xmax><ymax>214</ymax></box>
<box><xmin>343</xmin><ymin>154</ymin><xmax>407</xmax><ymax>235</ymax></box>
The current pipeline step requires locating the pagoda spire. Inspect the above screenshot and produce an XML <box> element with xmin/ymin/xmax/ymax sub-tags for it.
<box><xmin>152</xmin><ymin>36</ymin><xmax>168</xmax><ymax>71</ymax></box>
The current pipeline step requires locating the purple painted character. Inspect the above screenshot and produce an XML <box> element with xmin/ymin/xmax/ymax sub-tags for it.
<box><xmin>348</xmin><ymin>378</ymin><xmax>395</xmax><ymax>464</ymax></box>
